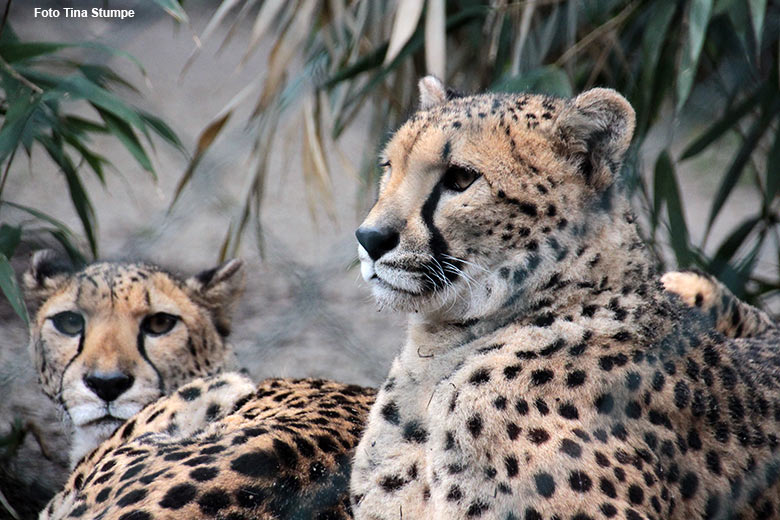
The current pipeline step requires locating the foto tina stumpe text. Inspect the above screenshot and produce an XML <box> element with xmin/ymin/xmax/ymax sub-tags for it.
<box><xmin>34</xmin><ymin>7</ymin><xmax>135</xmax><ymax>19</ymax></box>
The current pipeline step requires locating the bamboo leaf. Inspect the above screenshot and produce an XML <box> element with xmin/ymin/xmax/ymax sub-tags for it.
<box><xmin>253</xmin><ymin>0</ymin><xmax>317</xmax><ymax>116</ymax></box>
<box><xmin>492</xmin><ymin>66</ymin><xmax>572</xmax><ymax>98</ymax></box>
<box><xmin>747</xmin><ymin>0</ymin><xmax>766</xmax><ymax>49</ymax></box>
<box><xmin>47</xmin><ymin>75</ymin><xmax>144</xmax><ymax>130</ymax></box>
<box><xmin>765</xmin><ymin>123</ymin><xmax>780</xmax><ymax>205</ymax></box>
<box><xmin>636</xmin><ymin>1</ymin><xmax>676</xmax><ymax>133</ymax></box>
<box><xmin>680</xmin><ymin>85</ymin><xmax>764</xmax><ymax>159</ymax></box>
<box><xmin>0</xmin><ymin>93</ymin><xmax>37</xmax><ymax>164</ymax></box>
<box><xmin>150</xmin><ymin>0</ymin><xmax>189</xmax><ymax>23</ymax></box>
<box><xmin>0</xmin><ymin>224</ymin><xmax>21</xmax><ymax>258</ymax></box>
<box><xmin>37</xmin><ymin>135</ymin><xmax>98</xmax><ymax>257</ymax></box>
<box><xmin>677</xmin><ymin>0</ymin><xmax>713</xmax><ymax>111</ymax></box>
<box><xmin>710</xmin><ymin>215</ymin><xmax>761</xmax><ymax>271</ymax></box>
<box><xmin>97</xmin><ymin>108</ymin><xmax>154</xmax><ymax>174</ymax></box>
<box><xmin>655</xmin><ymin>151</ymin><xmax>691</xmax><ymax>266</ymax></box>
<box><xmin>0</xmin><ymin>253</ymin><xmax>27</xmax><ymax>323</ymax></box>
<box><xmin>706</xmin><ymin>100</ymin><xmax>778</xmax><ymax>234</ymax></box>
<box><xmin>139</xmin><ymin>111</ymin><xmax>185</xmax><ymax>153</ymax></box>
<box><xmin>199</xmin><ymin>0</ymin><xmax>243</xmax><ymax>48</ymax></box>
<box><xmin>242</xmin><ymin>0</ymin><xmax>286</xmax><ymax>65</ymax></box>
<box><xmin>61</xmin><ymin>131</ymin><xmax>108</xmax><ymax>184</ymax></box>
<box><xmin>169</xmin><ymin>111</ymin><xmax>232</xmax><ymax>210</ymax></box>
<box><xmin>0</xmin><ymin>41</ymin><xmax>147</xmax><ymax>76</ymax></box>
<box><xmin>424</xmin><ymin>0</ymin><xmax>446</xmax><ymax>79</ymax></box>
<box><xmin>384</xmin><ymin>0</ymin><xmax>425</xmax><ymax>66</ymax></box>
<box><xmin>1</xmin><ymin>202</ymin><xmax>87</xmax><ymax>264</ymax></box>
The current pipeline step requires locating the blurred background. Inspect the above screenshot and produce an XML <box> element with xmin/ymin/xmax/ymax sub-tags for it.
<box><xmin>0</xmin><ymin>0</ymin><xmax>778</xmax><ymax>517</ymax></box>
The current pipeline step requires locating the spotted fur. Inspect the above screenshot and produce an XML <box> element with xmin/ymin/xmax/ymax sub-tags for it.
<box><xmin>23</xmin><ymin>251</ymin><xmax>244</xmax><ymax>466</ymax></box>
<box><xmin>662</xmin><ymin>270</ymin><xmax>776</xmax><ymax>338</ymax></box>
<box><xmin>40</xmin><ymin>374</ymin><xmax>375</xmax><ymax>520</ymax></box>
<box><xmin>352</xmin><ymin>77</ymin><xmax>780</xmax><ymax>520</ymax></box>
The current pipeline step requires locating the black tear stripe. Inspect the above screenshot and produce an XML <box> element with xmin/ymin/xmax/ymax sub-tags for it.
<box><xmin>420</xmin><ymin>182</ymin><xmax>461</xmax><ymax>288</ymax></box>
<box><xmin>57</xmin><ymin>333</ymin><xmax>86</xmax><ymax>407</ymax></box>
<box><xmin>137</xmin><ymin>332</ymin><xmax>165</xmax><ymax>393</ymax></box>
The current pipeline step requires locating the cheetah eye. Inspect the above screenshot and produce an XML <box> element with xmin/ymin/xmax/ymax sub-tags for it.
<box><xmin>442</xmin><ymin>165</ymin><xmax>480</xmax><ymax>192</ymax></box>
<box><xmin>141</xmin><ymin>313</ymin><xmax>179</xmax><ymax>336</ymax></box>
<box><xmin>51</xmin><ymin>311</ymin><xmax>84</xmax><ymax>336</ymax></box>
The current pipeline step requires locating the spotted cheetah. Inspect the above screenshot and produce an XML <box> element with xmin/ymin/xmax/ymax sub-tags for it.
<box><xmin>351</xmin><ymin>76</ymin><xmax>780</xmax><ymax>520</ymax></box>
<box><xmin>37</xmin><ymin>267</ymin><xmax>754</xmax><ymax>520</ymax></box>
<box><xmin>40</xmin><ymin>373</ymin><xmax>375</xmax><ymax>520</ymax></box>
<box><xmin>23</xmin><ymin>250</ymin><xmax>244</xmax><ymax>466</ymax></box>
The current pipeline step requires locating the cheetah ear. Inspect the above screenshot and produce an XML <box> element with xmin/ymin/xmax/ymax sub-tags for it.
<box><xmin>186</xmin><ymin>259</ymin><xmax>245</xmax><ymax>337</ymax></box>
<box><xmin>553</xmin><ymin>88</ymin><xmax>635</xmax><ymax>191</ymax></box>
<box><xmin>23</xmin><ymin>249</ymin><xmax>74</xmax><ymax>309</ymax></box>
<box><xmin>418</xmin><ymin>76</ymin><xmax>462</xmax><ymax>110</ymax></box>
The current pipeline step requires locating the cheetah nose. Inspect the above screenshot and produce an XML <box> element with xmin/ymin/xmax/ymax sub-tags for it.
<box><xmin>356</xmin><ymin>226</ymin><xmax>400</xmax><ymax>261</ymax></box>
<box><xmin>84</xmin><ymin>372</ymin><xmax>134</xmax><ymax>402</ymax></box>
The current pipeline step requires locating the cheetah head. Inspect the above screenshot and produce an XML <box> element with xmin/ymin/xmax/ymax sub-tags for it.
<box><xmin>356</xmin><ymin>77</ymin><xmax>635</xmax><ymax>320</ymax></box>
<box><xmin>23</xmin><ymin>251</ymin><xmax>245</xmax><ymax>465</ymax></box>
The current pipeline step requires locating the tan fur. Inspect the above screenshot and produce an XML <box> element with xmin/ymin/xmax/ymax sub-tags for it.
<box><xmin>662</xmin><ymin>270</ymin><xmax>776</xmax><ymax>338</ymax></box>
<box><xmin>23</xmin><ymin>253</ymin><xmax>244</xmax><ymax>466</ymax></box>
<box><xmin>41</xmin><ymin>374</ymin><xmax>375</xmax><ymax>520</ymax></box>
<box><xmin>352</xmin><ymin>78</ymin><xmax>780</xmax><ymax>520</ymax></box>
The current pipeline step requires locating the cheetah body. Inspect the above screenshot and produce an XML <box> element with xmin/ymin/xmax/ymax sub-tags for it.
<box><xmin>41</xmin><ymin>373</ymin><xmax>375</xmax><ymax>519</ymax></box>
<box><xmin>352</xmin><ymin>78</ymin><xmax>780</xmax><ymax>520</ymax></box>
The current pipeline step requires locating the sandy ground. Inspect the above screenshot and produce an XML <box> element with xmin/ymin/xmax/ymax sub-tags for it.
<box><xmin>0</xmin><ymin>1</ymin><xmax>775</xmax><ymax>514</ymax></box>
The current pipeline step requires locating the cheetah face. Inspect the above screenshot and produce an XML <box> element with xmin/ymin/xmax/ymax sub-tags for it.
<box><xmin>23</xmin><ymin>251</ymin><xmax>244</xmax><ymax>464</ymax></box>
<box><xmin>357</xmin><ymin>77</ymin><xmax>634</xmax><ymax>319</ymax></box>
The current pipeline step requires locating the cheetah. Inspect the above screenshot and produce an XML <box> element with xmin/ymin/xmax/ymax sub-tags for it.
<box><xmin>37</xmin><ymin>268</ymin><xmax>759</xmax><ymax>520</ymax></box>
<box><xmin>351</xmin><ymin>76</ymin><xmax>780</xmax><ymax>520</ymax></box>
<box><xmin>23</xmin><ymin>250</ymin><xmax>245</xmax><ymax>466</ymax></box>
<box><xmin>40</xmin><ymin>373</ymin><xmax>374</xmax><ymax>520</ymax></box>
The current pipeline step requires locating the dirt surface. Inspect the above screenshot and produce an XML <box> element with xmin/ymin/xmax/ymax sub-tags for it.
<box><xmin>0</xmin><ymin>2</ymin><xmax>773</xmax><ymax>517</ymax></box>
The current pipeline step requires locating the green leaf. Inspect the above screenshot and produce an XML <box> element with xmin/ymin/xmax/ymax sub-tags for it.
<box><xmin>0</xmin><ymin>202</ymin><xmax>87</xmax><ymax>264</ymax></box>
<box><xmin>0</xmin><ymin>253</ymin><xmax>28</xmax><ymax>324</ymax></box>
<box><xmin>654</xmin><ymin>151</ymin><xmax>691</xmax><ymax>266</ymax></box>
<box><xmin>0</xmin><ymin>42</ymin><xmax>74</xmax><ymax>63</ymax></box>
<box><xmin>0</xmin><ymin>41</ymin><xmax>147</xmax><ymax>76</ymax></box>
<box><xmin>492</xmin><ymin>66</ymin><xmax>573</xmax><ymax>98</ymax></box>
<box><xmin>150</xmin><ymin>0</ymin><xmax>190</xmax><ymax>24</ymax></box>
<box><xmin>322</xmin><ymin>43</ymin><xmax>388</xmax><ymax>88</ymax></box>
<box><xmin>45</xmin><ymin>75</ymin><xmax>144</xmax><ymax>130</ymax></box>
<box><xmin>765</xmin><ymin>125</ymin><xmax>780</xmax><ymax>205</ymax></box>
<box><xmin>60</xmin><ymin>131</ymin><xmax>108</xmax><ymax>184</ymax></box>
<box><xmin>747</xmin><ymin>0</ymin><xmax>766</xmax><ymax>49</ymax></box>
<box><xmin>710</xmin><ymin>215</ymin><xmax>762</xmax><ymax>272</ymax></box>
<box><xmin>636</xmin><ymin>1</ymin><xmax>677</xmax><ymax>134</ymax></box>
<box><xmin>0</xmin><ymin>93</ymin><xmax>38</xmax><ymax>164</ymax></box>
<box><xmin>97</xmin><ymin>108</ymin><xmax>154</xmax><ymax>174</ymax></box>
<box><xmin>62</xmin><ymin>116</ymin><xmax>109</xmax><ymax>135</ymax></box>
<box><xmin>37</xmin><ymin>135</ymin><xmax>98</xmax><ymax>257</ymax></box>
<box><xmin>680</xmin><ymin>85</ymin><xmax>764</xmax><ymax>159</ymax></box>
<box><xmin>705</xmin><ymin>99</ymin><xmax>778</xmax><ymax>234</ymax></box>
<box><xmin>139</xmin><ymin>111</ymin><xmax>185</xmax><ymax>153</ymax></box>
<box><xmin>676</xmin><ymin>0</ymin><xmax>713</xmax><ymax>111</ymax></box>
<box><xmin>0</xmin><ymin>224</ymin><xmax>21</xmax><ymax>258</ymax></box>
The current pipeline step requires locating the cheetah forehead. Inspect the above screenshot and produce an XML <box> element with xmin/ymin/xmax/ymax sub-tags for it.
<box><xmin>382</xmin><ymin>92</ymin><xmax>570</xmax><ymax>190</ymax></box>
<box><xmin>387</xmin><ymin>92</ymin><xmax>565</xmax><ymax>154</ymax></box>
